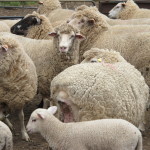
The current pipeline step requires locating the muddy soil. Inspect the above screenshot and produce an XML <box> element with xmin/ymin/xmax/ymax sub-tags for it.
<box><xmin>0</xmin><ymin>3</ymin><xmax>150</xmax><ymax>150</ymax></box>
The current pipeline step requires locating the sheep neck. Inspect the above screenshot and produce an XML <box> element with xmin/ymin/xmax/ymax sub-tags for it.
<box><xmin>40</xmin><ymin>115</ymin><xmax>66</xmax><ymax>148</ymax></box>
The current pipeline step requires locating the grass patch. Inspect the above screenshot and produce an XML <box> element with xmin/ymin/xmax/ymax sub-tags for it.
<box><xmin>0</xmin><ymin>2</ymin><xmax>37</xmax><ymax>6</ymax></box>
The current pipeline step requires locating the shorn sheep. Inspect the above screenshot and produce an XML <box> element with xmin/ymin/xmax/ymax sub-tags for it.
<box><xmin>37</xmin><ymin>0</ymin><xmax>74</xmax><ymax>24</ymax></box>
<box><xmin>0</xmin><ymin>121</ymin><xmax>13</xmax><ymax>150</ymax></box>
<box><xmin>50</xmin><ymin>48</ymin><xmax>149</xmax><ymax>131</ymax></box>
<box><xmin>5</xmin><ymin>23</ymin><xmax>84</xmax><ymax>108</ymax></box>
<box><xmin>109</xmin><ymin>0</ymin><xmax>150</xmax><ymax>19</ymax></box>
<box><xmin>27</xmin><ymin>106</ymin><xmax>143</xmax><ymax>150</ymax></box>
<box><xmin>68</xmin><ymin>6</ymin><xmax>150</xmax><ymax>87</ymax></box>
<box><xmin>0</xmin><ymin>35</ymin><xmax>37</xmax><ymax>141</ymax></box>
<box><xmin>11</xmin><ymin>11</ymin><xmax>54</xmax><ymax>40</ymax></box>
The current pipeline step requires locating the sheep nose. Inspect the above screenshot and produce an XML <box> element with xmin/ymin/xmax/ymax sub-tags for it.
<box><xmin>60</xmin><ymin>46</ymin><xmax>67</xmax><ymax>50</ymax></box>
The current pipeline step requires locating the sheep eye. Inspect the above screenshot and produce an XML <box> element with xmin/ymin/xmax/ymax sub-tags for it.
<box><xmin>70</xmin><ymin>35</ymin><xmax>75</xmax><ymax>39</ymax></box>
<box><xmin>81</xmin><ymin>19</ymin><xmax>85</xmax><ymax>23</ymax></box>
<box><xmin>91</xmin><ymin>60</ymin><xmax>97</xmax><ymax>63</ymax></box>
<box><xmin>32</xmin><ymin>119</ymin><xmax>36</xmax><ymax>122</ymax></box>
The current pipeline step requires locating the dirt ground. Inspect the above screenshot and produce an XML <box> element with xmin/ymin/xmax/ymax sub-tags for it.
<box><xmin>0</xmin><ymin>3</ymin><xmax>150</xmax><ymax>150</ymax></box>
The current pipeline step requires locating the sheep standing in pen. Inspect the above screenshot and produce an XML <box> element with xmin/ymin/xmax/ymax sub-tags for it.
<box><xmin>2</xmin><ymin>23</ymin><xmax>85</xmax><ymax>108</ymax></box>
<box><xmin>0</xmin><ymin>121</ymin><xmax>13</xmax><ymax>150</ymax></box>
<box><xmin>50</xmin><ymin>48</ymin><xmax>149</xmax><ymax>131</ymax></box>
<box><xmin>0</xmin><ymin>35</ymin><xmax>37</xmax><ymax>141</ymax></box>
<box><xmin>76</xmin><ymin>5</ymin><xmax>150</xmax><ymax>26</ymax></box>
<box><xmin>37</xmin><ymin>0</ymin><xmax>74</xmax><ymax>24</ymax></box>
<box><xmin>109</xmin><ymin>0</ymin><xmax>150</xmax><ymax>19</ymax></box>
<box><xmin>27</xmin><ymin>106</ymin><xmax>143</xmax><ymax>150</ymax></box>
<box><xmin>11</xmin><ymin>12</ymin><xmax>54</xmax><ymax>40</ymax></box>
<box><xmin>68</xmin><ymin>6</ymin><xmax>150</xmax><ymax>87</ymax></box>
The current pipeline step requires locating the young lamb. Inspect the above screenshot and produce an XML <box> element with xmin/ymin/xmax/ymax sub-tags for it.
<box><xmin>3</xmin><ymin>23</ymin><xmax>84</xmax><ymax>108</ymax></box>
<box><xmin>11</xmin><ymin>11</ymin><xmax>54</xmax><ymax>40</ymax></box>
<box><xmin>0</xmin><ymin>121</ymin><xmax>13</xmax><ymax>150</ymax></box>
<box><xmin>27</xmin><ymin>106</ymin><xmax>143</xmax><ymax>150</ymax></box>
<box><xmin>68</xmin><ymin>6</ymin><xmax>150</xmax><ymax>87</ymax></box>
<box><xmin>37</xmin><ymin>0</ymin><xmax>74</xmax><ymax>24</ymax></box>
<box><xmin>108</xmin><ymin>0</ymin><xmax>150</xmax><ymax>19</ymax></box>
<box><xmin>50</xmin><ymin>48</ymin><xmax>149</xmax><ymax>131</ymax></box>
<box><xmin>0</xmin><ymin>35</ymin><xmax>37</xmax><ymax>141</ymax></box>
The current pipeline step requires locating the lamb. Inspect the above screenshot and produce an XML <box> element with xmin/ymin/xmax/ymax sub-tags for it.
<box><xmin>0</xmin><ymin>35</ymin><xmax>37</xmax><ymax>141</ymax></box>
<box><xmin>50</xmin><ymin>48</ymin><xmax>149</xmax><ymax>131</ymax></box>
<box><xmin>68</xmin><ymin>6</ymin><xmax>150</xmax><ymax>87</ymax></box>
<box><xmin>2</xmin><ymin>23</ymin><xmax>84</xmax><ymax>108</ymax></box>
<box><xmin>108</xmin><ymin>0</ymin><xmax>150</xmax><ymax>19</ymax></box>
<box><xmin>27</xmin><ymin>106</ymin><xmax>143</xmax><ymax>150</ymax></box>
<box><xmin>37</xmin><ymin>0</ymin><xmax>74</xmax><ymax>24</ymax></box>
<box><xmin>11</xmin><ymin>12</ymin><xmax>54</xmax><ymax>40</ymax></box>
<box><xmin>0</xmin><ymin>121</ymin><xmax>13</xmax><ymax>150</ymax></box>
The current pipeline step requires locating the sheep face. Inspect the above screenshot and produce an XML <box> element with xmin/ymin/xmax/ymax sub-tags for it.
<box><xmin>0</xmin><ymin>103</ymin><xmax>9</xmax><ymax>121</ymax></box>
<box><xmin>108</xmin><ymin>3</ymin><xmax>125</xmax><ymax>19</ymax></box>
<box><xmin>11</xmin><ymin>15</ymin><xmax>41</xmax><ymax>35</ymax></box>
<box><xmin>49</xmin><ymin>29</ymin><xmax>84</xmax><ymax>53</ymax></box>
<box><xmin>26</xmin><ymin>107</ymin><xmax>57</xmax><ymax>134</ymax></box>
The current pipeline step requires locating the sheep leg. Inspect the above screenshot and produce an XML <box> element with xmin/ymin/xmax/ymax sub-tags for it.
<box><xmin>43</xmin><ymin>98</ymin><xmax>50</xmax><ymax>109</ymax></box>
<box><xmin>18</xmin><ymin>108</ymin><xmax>30</xmax><ymax>141</ymax></box>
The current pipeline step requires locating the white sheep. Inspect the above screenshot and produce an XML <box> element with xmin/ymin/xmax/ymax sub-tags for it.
<box><xmin>37</xmin><ymin>0</ymin><xmax>74</xmax><ymax>24</ymax></box>
<box><xmin>0</xmin><ymin>21</ymin><xmax>10</xmax><ymax>32</ymax></box>
<box><xmin>2</xmin><ymin>19</ymin><xmax>20</xmax><ymax>28</ymax></box>
<box><xmin>11</xmin><ymin>12</ymin><xmax>54</xmax><ymax>40</ymax></box>
<box><xmin>0</xmin><ymin>35</ymin><xmax>37</xmax><ymax>141</ymax></box>
<box><xmin>0</xmin><ymin>121</ymin><xmax>13</xmax><ymax>150</ymax></box>
<box><xmin>50</xmin><ymin>48</ymin><xmax>149</xmax><ymax>131</ymax></box>
<box><xmin>68</xmin><ymin>6</ymin><xmax>150</xmax><ymax>87</ymax></box>
<box><xmin>26</xmin><ymin>106</ymin><xmax>143</xmax><ymax>150</ymax></box>
<box><xmin>108</xmin><ymin>0</ymin><xmax>150</xmax><ymax>19</ymax></box>
<box><xmin>1</xmin><ymin>23</ymin><xmax>85</xmax><ymax>108</ymax></box>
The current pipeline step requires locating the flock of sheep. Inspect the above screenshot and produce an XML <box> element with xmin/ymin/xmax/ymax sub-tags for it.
<box><xmin>0</xmin><ymin>0</ymin><xmax>150</xmax><ymax>149</ymax></box>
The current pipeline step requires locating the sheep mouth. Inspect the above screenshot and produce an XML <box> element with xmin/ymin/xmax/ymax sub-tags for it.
<box><xmin>58</xmin><ymin>101</ymin><xmax>75</xmax><ymax>123</ymax></box>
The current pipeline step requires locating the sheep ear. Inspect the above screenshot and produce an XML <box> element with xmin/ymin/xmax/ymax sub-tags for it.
<box><xmin>37</xmin><ymin>112</ymin><xmax>45</xmax><ymax>120</ymax></box>
<box><xmin>75</xmin><ymin>34</ymin><xmax>85</xmax><ymax>40</ymax></box>
<box><xmin>122</xmin><ymin>3</ymin><xmax>126</xmax><ymax>7</ymax></box>
<box><xmin>1</xmin><ymin>45</ymin><xmax>8</xmax><ymax>52</ymax></box>
<box><xmin>48</xmin><ymin>32</ymin><xmax>58</xmax><ymax>37</ymax></box>
<box><xmin>88</xmin><ymin>19</ymin><xmax>95</xmax><ymax>26</ymax></box>
<box><xmin>38</xmin><ymin>1</ymin><xmax>43</xmax><ymax>5</ymax></box>
<box><xmin>47</xmin><ymin>106</ymin><xmax>57</xmax><ymax>115</ymax></box>
<box><xmin>33</xmin><ymin>17</ymin><xmax>41</xmax><ymax>25</ymax></box>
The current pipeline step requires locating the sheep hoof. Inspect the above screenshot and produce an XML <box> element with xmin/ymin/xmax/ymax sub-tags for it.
<box><xmin>22</xmin><ymin>132</ymin><xmax>30</xmax><ymax>141</ymax></box>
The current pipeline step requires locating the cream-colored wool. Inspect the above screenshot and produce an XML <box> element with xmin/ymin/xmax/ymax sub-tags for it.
<box><xmin>0</xmin><ymin>21</ymin><xmax>10</xmax><ymax>32</ymax></box>
<box><xmin>114</xmin><ymin>0</ymin><xmax>150</xmax><ymax>19</ymax></box>
<box><xmin>27</xmin><ymin>107</ymin><xmax>143</xmax><ymax>150</ymax></box>
<box><xmin>2</xmin><ymin>19</ymin><xmax>20</xmax><ymax>28</ymax></box>
<box><xmin>37</xmin><ymin>0</ymin><xmax>74</xmax><ymax>25</ymax></box>
<box><xmin>76</xmin><ymin>5</ymin><xmax>150</xmax><ymax>26</ymax></box>
<box><xmin>0</xmin><ymin>23</ymin><xmax>82</xmax><ymax>102</ymax></box>
<box><xmin>0</xmin><ymin>121</ymin><xmax>13</xmax><ymax>150</ymax></box>
<box><xmin>24</xmin><ymin>12</ymin><xmax>54</xmax><ymax>39</ymax></box>
<box><xmin>69</xmin><ymin>7</ymin><xmax>150</xmax><ymax>87</ymax></box>
<box><xmin>51</xmin><ymin>52</ymin><xmax>149</xmax><ymax>129</ymax></box>
<box><xmin>0</xmin><ymin>35</ymin><xmax>37</xmax><ymax>110</ymax></box>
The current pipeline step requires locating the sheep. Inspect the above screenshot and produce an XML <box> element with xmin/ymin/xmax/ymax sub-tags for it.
<box><xmin>37</xmin><ymin>0</ymin><xmax>74</xmax><ymax>24</ymax></box>
<box><xmin>0</xmin><ymin>121</ymin><xmax>13</xmax><ymax>150</ymax></box>
<box><xmin>2</xmin><ymin>23</ymin><xmax>85</xmax><ymax>108</ymax></box>
<box><xmin>50</xmin><ymin>48</ymin><xmax>149</xmax><ymax>131</ymax></box>
<box><xmin>2</xmin><ymin>19</ymin><xmax>20</xmax><ymax>28</ymax></box>
<box><xmin>68</xmin><ymin>6</ymin><xmax>150</xmax><ymax>87</ymax></box>
<box><xmin>0</xmin><ymin>35</ymin><xmax>37</xmax><ymax>141</ymax></box>
<box><xmin>75</xmin><ymin>5</ymin><xmax>150</xmax><ymax>26</ymax></box>
<box><xmin>27</xmin><ymin>106</ymin><xmax>143</xmax><ymax>150</ymax></box>
<box><xmin>108</xmin><ymin>0</ymin><xmax>150</xmax><ymax>20</ymax></box>
<box><xmin>11</xmin><ymin>12</ymin><xmax>54</xmax><ymax>40</ymax></box>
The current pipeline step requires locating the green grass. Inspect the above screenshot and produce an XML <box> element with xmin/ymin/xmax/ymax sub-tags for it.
<box><xmin>0</xmin><ymin>2</ymin><xmax>37</xmax><ymax>6</ymax></box>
